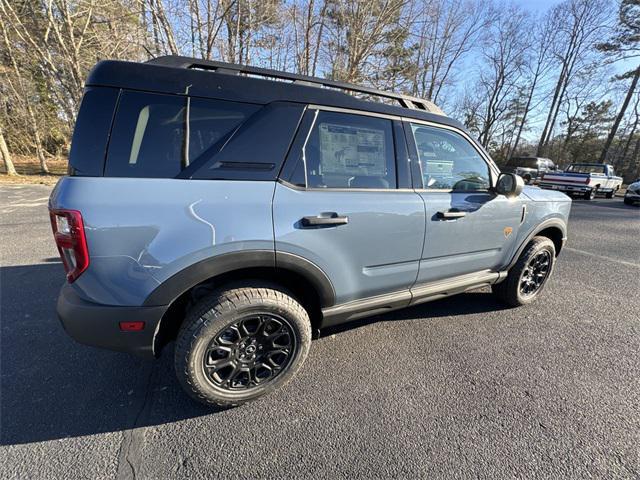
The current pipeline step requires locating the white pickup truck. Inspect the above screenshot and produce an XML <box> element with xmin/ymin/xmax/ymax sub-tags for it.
<box><xmin>538</xmin><ymin>163</ymin><xmax>623</xmax><ymax>200</ymax></box>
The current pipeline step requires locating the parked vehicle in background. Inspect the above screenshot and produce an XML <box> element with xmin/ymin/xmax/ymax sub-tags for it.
<box><xmin>624</xmin><ymin>179</ymin><xmax>640</xmax><ymax>206</ymax></box>
<box><xmin>50</xmin><ymin>56</ymin><xmax>572</xmax><ymax>407</ymax></box>
<box><xmin>502</xmin><ymin>156</ymin><xmax>556</xmax><ymax>184</ymax></box>
<box><xmin>539</xmin><ymin>163</ymin><xmax>623</xmax><ymax>200</ymax></box>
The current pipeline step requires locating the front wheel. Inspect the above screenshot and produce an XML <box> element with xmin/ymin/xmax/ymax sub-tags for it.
<box><xmin>605</xmin><ymin>188</ymin><xmax>617</xmax><ymax>199</ymax></box>
<box><xmin>174</xmin><ymin>282</ymin><xmax>311</xmax><ymax>407</ymax></box>
<box><xmin>492</xmin><ymin>236</ymin><xmax>556</xmax><ymax>307</ymax></box>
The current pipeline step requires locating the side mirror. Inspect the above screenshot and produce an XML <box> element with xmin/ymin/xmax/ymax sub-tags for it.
<box><xmin>495</xmin><ymin>173</ymin><xmax>524</xmax><ymax>197</ymax></box>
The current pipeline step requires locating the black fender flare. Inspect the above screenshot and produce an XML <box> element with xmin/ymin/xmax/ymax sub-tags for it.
<box><xmin>143</xmin><ymin>250</ymin><xmax>335</xmax><ymax>308</ymax></box>
<box><xmin>507</xmin><ymin>218</ymin><xmax>567</xmax><ymax>269</ymax></box>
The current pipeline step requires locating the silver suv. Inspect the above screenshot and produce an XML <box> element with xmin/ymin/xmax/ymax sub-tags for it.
<box><xmin>50</xmin><ymin>56</ymin><xmax>572</xmax><ymax>406</ymax></box>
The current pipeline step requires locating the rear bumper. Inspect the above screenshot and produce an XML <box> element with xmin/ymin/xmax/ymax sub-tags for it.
<box><xmin>56</xmin><ymin>284</ymin><xmax>168</xmax><ymax>358</ymax></box>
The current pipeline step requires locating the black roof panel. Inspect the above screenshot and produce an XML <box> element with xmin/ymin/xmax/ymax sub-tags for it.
<box><xmin>85</xmin><ymin>57</ymin><xmax>465</xmax><ymax>131</ymax></box>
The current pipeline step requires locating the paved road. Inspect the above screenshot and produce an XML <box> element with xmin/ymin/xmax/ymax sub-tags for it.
<box><xmin>1</xmin><ymin>184</ymin><xmax>639</xmax><ymax>479</ymax></box>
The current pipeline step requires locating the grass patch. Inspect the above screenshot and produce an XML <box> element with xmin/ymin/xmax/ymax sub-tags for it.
<box><xmin>1</xmin><ymin>156</ymin><xmax>66</xmax><ymax>185</ymax></box>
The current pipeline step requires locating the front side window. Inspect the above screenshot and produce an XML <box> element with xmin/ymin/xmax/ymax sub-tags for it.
<box><xmin>301</xmin><ymin>111</ymin><xmax>397</xmax><ymax>189</ymax></box>
<box><xmin>410</xmin><ymin>124</ymin><xmax>491</xmax><ymax>191</ymax></box>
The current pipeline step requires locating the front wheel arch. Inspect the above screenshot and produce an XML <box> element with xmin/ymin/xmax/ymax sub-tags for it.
<box><xmin>506</xmin><ymin>221</ymin><xmax>566</xmax><ymax>270</ymax></box>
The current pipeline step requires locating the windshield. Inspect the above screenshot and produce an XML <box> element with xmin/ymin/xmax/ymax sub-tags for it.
<box><xmin>567</xmin><ymin>164</ymin><xmax>605</xmax><ymax>174</ymax></box>
<box><xmin>506</xmin><ymin>157</ymin><xmax>539</xmax><ymax>168</ymax></box>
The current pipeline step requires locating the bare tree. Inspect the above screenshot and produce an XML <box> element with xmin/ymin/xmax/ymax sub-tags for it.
<box><xmin>0</xmin><ymin>125</ymin><xmax>17</xmax><ymax>176</ymax></box>
<box><xmin>596</xmin><ymin>0</ymin><xmax>640</xmax><ymax>162</ymax></box>
<box><xmin>324</xmin><ymin>0</ymin><xmax>409</xmax><ymax>83</ymax></box>
<box><xmin>476</xmin><ymin>5</ymin><xmax>529</xmax><ymax>149</ymax></box>
<box><xmin>409</xmin><ymin>0</ymin><xmax>489</xmax><ymax>104</ymax></box>
<box><xmin>536</xmin><ymin>0</ymin><xmax>612</xmax><ymax>156</ymax></box>
<box><xmin>599</xmin><ymin>67</ymin><xmax>640</xmax><ymax>162</ymax></box>
<box><xmin>291</xmin><ymin>0</ymin><xmax>328</xmax><ymax>76</ymax></box>
<box><xmin>507</xmin><ymin>12</ymin><xmax>557</xmax><ymax>160</ymax></box>
<box><xmin>0</xmin><ymin>14</ymin><xmax>49</xmax><ymax>173</ymax></box>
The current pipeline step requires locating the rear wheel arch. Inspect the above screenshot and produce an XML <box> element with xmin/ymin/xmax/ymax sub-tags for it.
<box><xmin>149</xmin><ymin>251</ymin><xmax>334</xmax><ymax>355</ymax></box>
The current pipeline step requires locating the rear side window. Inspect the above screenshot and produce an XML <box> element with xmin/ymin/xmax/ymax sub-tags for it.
<box><xmin>105</xmin><ymin>91</ymin><xmax>258</xmax><ymax>178</ymax></box>
<box><xmin>188</xmin><ymin>97</ymin><xmax>260</xmax><ymax>167</ymax></box>
<box><xmin>301</xmin><ymin>110</ymin><xmax>397</xmax><ymax>189</ymax></box>
<box><xmin>105</xmin><ymin>91</ymin><xmax>185</xmax><ymax>178</ymax></box>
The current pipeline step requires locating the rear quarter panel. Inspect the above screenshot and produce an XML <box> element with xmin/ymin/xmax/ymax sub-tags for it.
<box><xmin>50</xmin><ymin>177</ymin><xmax>275</xmax><ymax>306</ymax></box>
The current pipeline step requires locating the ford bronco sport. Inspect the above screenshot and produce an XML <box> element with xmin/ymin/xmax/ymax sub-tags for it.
<box><xmin>50</xmin><ymin>56</ymin><xmax>571</xmax><ymax>406</ymax></box>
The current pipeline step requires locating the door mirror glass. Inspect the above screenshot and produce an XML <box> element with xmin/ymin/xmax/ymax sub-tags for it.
<box><xmin>496</xmin><ymin>173</ymin><xmax>524</xmax><ymax>197</ymax></box>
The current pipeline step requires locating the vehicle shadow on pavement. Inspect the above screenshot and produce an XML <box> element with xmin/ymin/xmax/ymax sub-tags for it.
<box><xmin>1</xmin><ymin>264</ymin><xmax>509</xmax><ymax>446</ymax></box>
<box><xmin>0</xmin><ymin>263</ymin><xmax>211</xmax><ymax>446</ymax></box>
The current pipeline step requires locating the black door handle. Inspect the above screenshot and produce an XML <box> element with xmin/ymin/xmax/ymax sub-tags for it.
<box><xmin>436</xmin><ymin>210</ymin><xmax>467</xmax><ymax>219</ymax></box>
<box><xmin>301</xmin><ymin>212</ymin><xmax>349</xmax><ymax>227</ymax></box>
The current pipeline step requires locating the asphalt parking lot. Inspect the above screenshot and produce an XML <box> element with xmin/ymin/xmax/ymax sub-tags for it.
<box><xmin>1</xmin><ymin>184</ymin><xmax>639</xmax><ymax>479</ymax></box>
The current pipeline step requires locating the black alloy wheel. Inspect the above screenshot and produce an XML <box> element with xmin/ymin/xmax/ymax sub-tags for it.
<box><xmin>519</xmin><ymin>250</ymin><xmax>551</xmax><ymax>298</ymax></box>
<box><xmin>203</xmin><ymin>314</ymin><xmax>296</xmax><ymax>391</ymax></box>
<box><xmin>491</xmin><ymin>236</ymin><xmax>556</xmax><ymax>307</ymax></box>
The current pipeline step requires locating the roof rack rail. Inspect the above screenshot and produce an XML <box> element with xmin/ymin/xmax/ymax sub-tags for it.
<box><xmin>146</xmin><ymin>55</ymin><xmax>445</xmax><ymax>116</ymax></box>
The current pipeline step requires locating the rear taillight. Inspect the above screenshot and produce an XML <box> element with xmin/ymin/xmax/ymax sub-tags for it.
<box><xmin>49</xmin><ymin>209</ymin><xmax>89</xmax><ymax>283</ymax></box>
<box><xmin>585</xmin><ymin>177</ymin><xmax>590</xmax><ymax>184</ymax></box>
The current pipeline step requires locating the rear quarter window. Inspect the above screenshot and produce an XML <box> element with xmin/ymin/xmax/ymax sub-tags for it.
<box><xmin>68</xmin><ymin>87</ymin><xmax>119</xmax><ymax>176</ymax></box>
<box><xmin>104</xmin><ymin>91</ymin><xmax>259</xmax><ymax>178</ymax></box>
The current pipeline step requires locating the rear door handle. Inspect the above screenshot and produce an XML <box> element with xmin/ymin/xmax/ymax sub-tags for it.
<box><xmin>436</xmin><ymin>210</ymin><xmax>466</xmax><ymax>220</ymax></box>
<box><xmin>301</xmin><ymin>212</ymin><xmax>349</xmax><ymax>227</ymax></box>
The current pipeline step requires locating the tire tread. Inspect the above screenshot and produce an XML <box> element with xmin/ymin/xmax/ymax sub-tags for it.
<box><xmin>174</xmin><ymin>282</ymin><xmax>311</xmax><ymax>407</ymax></box>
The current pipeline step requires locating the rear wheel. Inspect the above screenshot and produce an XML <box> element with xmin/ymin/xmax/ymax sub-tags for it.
<box><xmin>492</xmin><ymin>236</ymin><xmax>556</xmax><ymax>307</ymax></box>
<box><xmin>174</xmin><ymin>282</ymin><xmax>311</xmax><ymax>407</ymax></box>
<box><xmin>583</xmin><ymin>188</ymin><xmax>596</xmax><ymax>200</ymax></box>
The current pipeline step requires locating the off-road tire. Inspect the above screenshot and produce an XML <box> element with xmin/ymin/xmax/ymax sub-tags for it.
<box><xmin>174</xmin><ymin>282</ymin><xmax>312</xmax><ymax>407</ymax></box>
<box><xmin>492</xmin><ymin>236</ymin><xmax>556</xmax><ymax>307</ymax></box>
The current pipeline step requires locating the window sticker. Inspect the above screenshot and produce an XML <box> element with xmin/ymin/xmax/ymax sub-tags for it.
<box><xmin>318</xmin><ymin>123</ymin><xmax>385</xmax><ymax>176</ymax></box>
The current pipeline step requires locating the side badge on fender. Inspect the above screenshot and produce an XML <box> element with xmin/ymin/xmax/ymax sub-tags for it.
<box><xmin>504</xmin><ymin>227</ymin><xmax>513</xmax><ymax>238</ymax></box>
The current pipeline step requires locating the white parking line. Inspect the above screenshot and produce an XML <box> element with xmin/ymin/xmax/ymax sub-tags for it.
<box><xmin>564</xmin><ymin>247</ymin><xmax>640</xmax><ymax>269</ymax></box>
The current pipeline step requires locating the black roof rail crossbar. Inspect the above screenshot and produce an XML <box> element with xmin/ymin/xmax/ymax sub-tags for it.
<box><xmin>146</xmin><ymin>55</ymin><xmax>445</xmax><ymax>115</ymax></box>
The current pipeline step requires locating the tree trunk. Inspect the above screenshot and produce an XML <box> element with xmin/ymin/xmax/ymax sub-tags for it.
<box><xmin>599</xmin><ymin>67</ymin><xmax>640</xmax><ymax>163</ymax></box>
<box><xmin>537</xmin><ymin>62</ymin><xmax>567</xmax><ymax>156</ymax></box>
<box><xmin>508</xmin><ymin>79</ymin><xmax>538</xmax><ymax>161</ymax></box>
<box><xmin>0</xmin><ymin>128</ymin><xmax>17</xmax><ymax>176</ymax></box>
<box><xmin>619</xmin><ymin>97</ymin><xmax>640</xmax><ymax>163</ymax></box>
